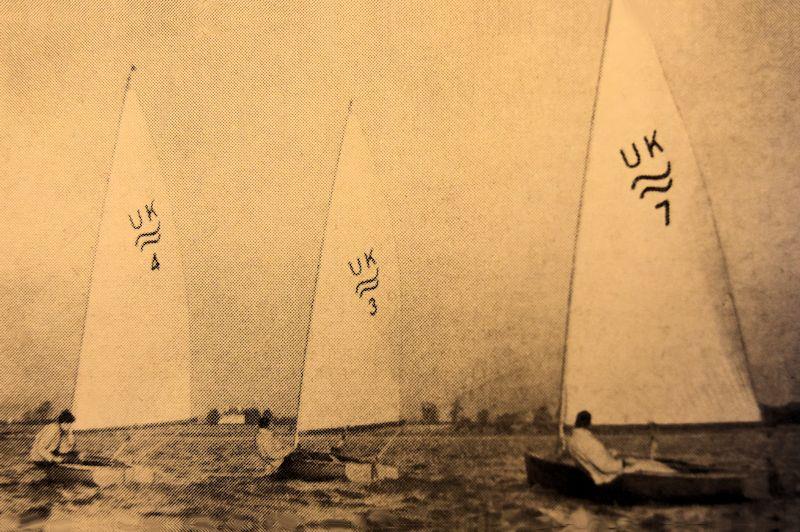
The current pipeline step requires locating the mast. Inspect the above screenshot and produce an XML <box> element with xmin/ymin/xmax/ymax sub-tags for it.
<box><xmin>556</xmin><ymin>1</ymin><xmax>614</xmax><ymax>447</ymax></box>
<box><xmin>293</xmin><ymin>100</ymin><xmax>354</xmax><ymax>448</ymax></box>
<box><xmin>70</xmin><ymin>65</ymin><xmax>137</xmax><ymax>410</ymax></box>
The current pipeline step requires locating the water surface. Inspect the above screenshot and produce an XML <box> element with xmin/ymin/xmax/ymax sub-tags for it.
<box><xmin>1</xmin><ymin>424</ymin><xmax>798</xmax><ymax>530</ymax></box>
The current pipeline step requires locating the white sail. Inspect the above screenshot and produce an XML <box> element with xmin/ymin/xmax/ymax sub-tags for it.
<box><xmin>296</xmin><ymin>110</ymin><xmax>400</xmax><ymax>433</ymax></box>
<box><xmin>71</xmin><ymin>87</ymin><xmax>191</xmax><ymax>430</ymax></box>
<box><xmin>562</xmin><ymin>0</ymin><xmax>760</xmax><ymax>426</ymax></box>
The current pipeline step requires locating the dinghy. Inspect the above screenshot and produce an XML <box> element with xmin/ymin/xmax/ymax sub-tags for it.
<box><xmin>525</xmin><ymin>0</ymin><xmax>761</xmax><ymax>504</ymax></box>
<box><xmin>525</xmin><ymin>455</ymin><xmax>748</xmax><ymax>505</ymax></box>
<box><xmin>277</xmin><ymin>449</ymin><xmax>399</xmax><ymax>483</ymax></box>
<box><xmin>44</xmin><ymin>456</ymin><xmax>154</xmax><ymax>488</ymax></box>
<box><xmin>275</xmin><ymin>103</ymin><xmax>401</xmax><ymax>483</ymax></box>
<box><xmin>47</xmin><ymin>67</ymin><xmax>193</xmax><ymax>487</ymax></box>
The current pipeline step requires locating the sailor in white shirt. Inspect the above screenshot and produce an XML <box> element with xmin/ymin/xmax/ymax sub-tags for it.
<box><xmin>255</xmin><ymin>412</ymin><xmax>293</xmax><ymax>474</ymax></box>
<box><xmin>567</xmin><ymin>410</ymin><xmax>624</xmax><ymax>484</ymax></box>
<box><xmin>29</xmin><ymin>410</ymin><xmax>80</xmax><ymax>465</ymax></box>
<box><xmin>567</xmin><ymin>410</ymin><xmax>674</xmax><ymax>485</ymax></box>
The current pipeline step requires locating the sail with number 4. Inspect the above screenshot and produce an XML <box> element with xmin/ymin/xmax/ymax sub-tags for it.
<box><xmin>71</xmin><ymin>78</ymin><xmax>192</xmax><ymax>431</ymax></box>
<box><xmin>559</xmin><ymin>0</ymin><xmax>760</xmax><ymax>428</ymax></box>
<box><xmin>295</xmin><ymin>107</ymin><xmax>400</xmax><ymax>435</ymax></box>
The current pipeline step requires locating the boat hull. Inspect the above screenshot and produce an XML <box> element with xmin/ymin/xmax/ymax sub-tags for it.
<box><xmin>46</xmin><ymin>463</ymin><xmax>127</xmax><ymax>487</ymax></box>
<box><xmin>524</xmin><ymin>453</ymin><xmax>747</xmax><ymax>504</ymax></box>
<box><xmin>41</xmin><ymin>457</ymin><xmax>155</xmax><ymax>487</ymax></box>
<box><xmin>276</xmin><ymin>451</ymin><xmax>398</xmax><ymax>483</ymax></box>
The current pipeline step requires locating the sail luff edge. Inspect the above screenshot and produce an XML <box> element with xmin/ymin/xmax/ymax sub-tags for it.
<box><xmin>293</xmin><ymin>100</ymin><xmax>354</xmax><ymax>447</ymax></box>
<box><xmin>69</xmin><ymin>65</ymin><xmax>137</xmax><ymax>411</ymax></box>
<box><xmin>556</xmin><ymin>0</ymin><xmax>614</xmax><ymax>447</ymax></box>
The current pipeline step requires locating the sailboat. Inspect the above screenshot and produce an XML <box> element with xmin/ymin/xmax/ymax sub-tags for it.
<box><xmin>524</xmin><ymin>0</ymin><xmax>762</xmax><ymax>504</ymax></box>
<box><xmin>275</xmin><ymin>103</ymin><xmax>401</xmax><ymax>483</ymax></box>
<box><xmin>46</xmin><ymin>67</ymin><xmax>193</xmax><ymax>487</ymax></box>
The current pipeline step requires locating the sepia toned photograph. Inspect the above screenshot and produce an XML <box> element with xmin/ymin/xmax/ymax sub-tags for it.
<box><xmin>1</xmin><ymin>0</ymin><xmax>798</xmax><ymax>529</ymax></box>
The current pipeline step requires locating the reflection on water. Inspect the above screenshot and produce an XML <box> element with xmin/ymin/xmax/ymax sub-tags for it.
<box><xmin>1</xmin><ymin>425</ymin><xmax>798</xmax><ymax>530</ymax></box>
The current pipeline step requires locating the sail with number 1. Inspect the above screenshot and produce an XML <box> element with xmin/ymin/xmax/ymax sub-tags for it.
<box><xmin>48</xmin><ymin>68</ymin><xmax>192</xmax><ymax>487</ymax></box>
<box><xmin>524</xmin><ymin>0</ymin><xmax>760</xmax><ymax>504</ymax></box>
<box><xmin>278</xmin><ymin>104</ymin><xmax>401</xmax><ymax>482</ymax></box>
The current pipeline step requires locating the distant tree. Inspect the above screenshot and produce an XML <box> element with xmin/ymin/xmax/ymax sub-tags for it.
<box><xmin>35</xmin><ymin>401</ymin><xmax>53</xmax><ymax>421</ymax></box>
<box><xmin>449</xmin><ymin>398</ymin><xmax>464</xmax><ymax>425</ymax></box>
<box><xmin>23</xmin><ymin>401</ymin><xmax>53</xmax><ymax>422</ymax></box>
<box><xmin>494</xmin><ymin>412</ymin><xmax>522</xmax><ymax>434</ymax></box>
<box><xmin>243</xmin><ymin>407</ymin><xmax>261</xmax><ymax>425</ymax></box>
<box><xmin>420</xmin><ymin>402</ymin><xmax>439</xmax><ymax>424</ymax></box>
<box><xmin>261</xmin><ymin>409</ymin><xmax>273</xmax><ymax>424</ymax></box>
<box><xmin>206</xmin><ymin>408</ymin><xmax>221</xmax><ymax>425</ymax></box>
<box><xmin>454</xmin><ymin>415</ymin><xmax>472</xmax><ymax>432</ymax></box>
<box><xmin>532</xmin><ymin>405</ymin><xmax>553</xmax><ymax>428</ymax></box>
<box><xmin>476</xmin><ymin>409</ymin><xmax>491</xmax><ymax>426</ymax></box>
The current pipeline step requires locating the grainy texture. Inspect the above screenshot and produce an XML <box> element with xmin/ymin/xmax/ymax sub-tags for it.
<box><xmin>1</xmin><ymin>0</ymin><xmax>799</xmax><ymax>529</ymax></box>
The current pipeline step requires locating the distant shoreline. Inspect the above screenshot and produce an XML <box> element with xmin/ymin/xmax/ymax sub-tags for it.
<box><xmin>3</xmin><ymin>401</ymin><xmax>798</xmax><ymax>435</ymax></box>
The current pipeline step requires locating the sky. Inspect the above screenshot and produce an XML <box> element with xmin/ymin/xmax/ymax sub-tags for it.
<box><xmin>1</xmin><ymin>0</ymin><xmax>799</xmax><ymax>420</ymax></box>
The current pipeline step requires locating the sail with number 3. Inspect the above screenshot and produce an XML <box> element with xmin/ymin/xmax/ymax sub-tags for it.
<box><xmin>295</xmin><ymin>106</ymin><xmax>401</xmax><ymax>437</ymax></box>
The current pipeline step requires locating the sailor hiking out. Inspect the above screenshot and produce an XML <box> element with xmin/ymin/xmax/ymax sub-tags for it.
<box><xmin>29</xmin><ymin>410</ymin><xmax>81</xmax><ymax>466</ymax></box>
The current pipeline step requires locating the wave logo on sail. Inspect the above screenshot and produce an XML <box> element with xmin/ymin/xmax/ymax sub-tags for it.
<box><xmin>128</xmin><ymin>200</ymin><xmax>161</xmax><ymax>271</ymax></box>
<box><xmin>622</xmin><ymin>129</ymin><xmax>672</xmax><ymax>226</ymax></box>
<box><xmin>348</xmin><ymin>248</ymin><xmax>379</xmax><ymax>316</ymax></box>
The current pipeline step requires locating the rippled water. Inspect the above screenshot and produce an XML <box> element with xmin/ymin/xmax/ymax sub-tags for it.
<box><xmin>1</xmin><ymin>424</ymin><xmax>798</xmax><ymax>530</ymax></box>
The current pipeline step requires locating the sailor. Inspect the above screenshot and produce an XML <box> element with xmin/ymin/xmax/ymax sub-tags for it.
<box><xmin>567</xmin><ymin>410</ymin><xmax>674</xmax><ymax>485</ymax></box>
<box><xmin>29</xmin><ymin>409</ymin><xmax>80</xmax><ymax>465</ymax></box>
<box><xmin>255</xmin><ymin>411</ymin><xmax>293</xmax><ymax>474</ymax></box>
<box><xmin>567</xmin><ymin>410</ymin><xmax>624</xmax><ymax>484</ymax></box>
<box><xmin>648</xmin><ymin>422</ymin><xmax>659</xmax><ymax>459</ymax></box>
<box><xmin>331</xmin><ymin>428</ymin><xmax>347</xmax><ymax>458</ymax></box>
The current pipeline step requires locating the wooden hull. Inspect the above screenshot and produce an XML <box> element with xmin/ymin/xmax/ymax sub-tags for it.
<box><xmin>41</xmin><ymin>457</ymin><xmax>155</xmax><ymax>487</ymax></box>
<box><xmin>524</xmin><ymin>453</ymin><xmax>747</xmax><ymax>505</ymax></box>
<box><xmin>276</xmin><ymin>451</ymin><xmax>398</xmax><ymax>483</ymax></box>
<box><xmin>46</xmin><ymin>463</ymin><xmax>127</xmax><ymax>487</ymax></box>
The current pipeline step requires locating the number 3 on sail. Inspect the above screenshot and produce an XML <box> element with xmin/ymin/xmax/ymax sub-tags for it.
<box><xmin>349</xmin><ymin>248</ymin><xmax>380</xmax><ymax>316</ymax></box>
